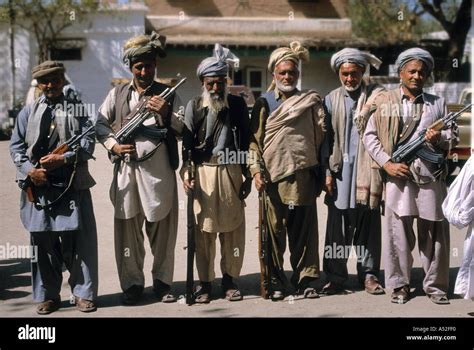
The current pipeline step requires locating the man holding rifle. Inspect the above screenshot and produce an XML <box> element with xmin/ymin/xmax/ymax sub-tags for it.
<box><xmin>10</xmin><ymin>60</ymin><xmax>98</xmax><ymax>314</ymax></box>
<box><xmin>249</xmin><ymin>42</ymin><xmax>325</xmax><ymax>301</ymax></box>
<box><xmin>95</xmin><ymin>32</ymin><xmax>182</xmax><ymax>305</ymax></box>
<box><xmin>363</xmin><ymin>48</ymin><xmax>458</xmax><ymax>305</ymax></box>
<box><xmin>181</xmin><ymin>44</ymin><xmax>250</xmax><ymax>304</ymax></box>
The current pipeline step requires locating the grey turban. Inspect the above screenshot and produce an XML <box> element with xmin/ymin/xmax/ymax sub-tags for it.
<box><xmin>330</xmin><ymin>48</ymin><xmax>382</xmax><ymax>72</ymax></box>
<box><xmin>122</xmin><ymin>31</ymin><xmax>167</xmax><ymax>67</ymax></box>
<box><xmin>196</xmin><ymin>43</ymin><xmax>239</xmax><ymax>79</ymax></box>
<box><xmin>395</xmin><ymin>47</ymin><xmax>434</xmax><ymax>73</ymax></box>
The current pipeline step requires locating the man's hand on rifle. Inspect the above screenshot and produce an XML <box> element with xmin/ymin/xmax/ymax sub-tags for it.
<box><xmin>254</xmin><ymin>172</ymin><xmax>266</xmax><ymax>192</ymax></box>
<box><xmin>28</xmin><ymin>168</ymin><xmax>48</xmax><ymax>187</ymax></box>
<box><xmin>324</xmin><ymin>175</ymin><xmax>334</xmax><ymax>196</ymax></box>
<box><xmin>112</xmin><ymin>143</ymin><xmax>135</xmax><ymax>157</ymax></box>
<box><xmin>383</xmin><ymin>161</ymin><xmax>410</xmax><ymax>179</ymax></box>
<box><xmin>40</xmin><ymin>154</ymin><xmax>65</xmax><ymax>171</ymax></box>
<box><xmin>183</xmin><ymin>179</ymin><xmax>195</xmax><ymax>194</ymax></box>
<box><xmin>424</xmin><ymin>128</ymin><xmax>441</xmax><ymax>145</ymax></box>
<box><xmin>239</xmin><ymin>177</ymin><xmax>252</xmax><ymax>200</ymax></box>
<box><xmin>147</xmin><ymin>96</ymin><xmax>170</xmax><ymax>127</ymax></box>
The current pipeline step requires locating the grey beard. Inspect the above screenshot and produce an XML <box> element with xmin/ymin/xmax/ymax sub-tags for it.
<box><xmin>202</xmin><ymin>86</ymin><xmax>228</xmax><ymax>114</ymax></box>
<box><xmin>275</xmin><ymin>79</ymin><xmax>297</xmax><ymax>92</ymax></box>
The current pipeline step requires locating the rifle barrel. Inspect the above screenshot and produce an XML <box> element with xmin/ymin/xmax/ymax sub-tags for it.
<box><xmin>391</xmin><ymin>104</ymin><xmax>471</xmax><ymax>164</ymax></box>
<box><xmin>444</xmin><ymin>103</ymin><xmax>472</xmax><ymax>124</ymax></box>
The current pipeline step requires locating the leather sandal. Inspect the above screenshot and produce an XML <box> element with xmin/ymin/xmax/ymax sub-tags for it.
<box><xmin>270</xmin><ymin>290</ymin><xmax>285</xmax><ymax>301</ymax></box>
<box><xmin>303</xmin><ymin>287</ymin><xmax>320</xmax><ymax>299</ymax></box>
<box><xmin>153</xmin><ymin>280</ymin><xmax>177</xmax><ymax>303</ymax></box>
<box><xmin>428</xmin><ymin>294</ymin><xmax>450</xmax><ymax>305</ymax></box>
<box><xmin>75</xmin><ymin>297</ymin><xmax>97</xmax><ymax>313</ymax></box>
<box><xmin>224</xmin><ymin>288</ymin><xmax>243</xmax><ymax>301</ymax></box>
<box><xmin>295</xmin><ymin>277</ymin><xmax>319</xmax><ymax>299</ymax></box>
<box><xmin>36</xmin><ymin>299</ymin><xmax>61</xmax><ymax>315</ymax></box>
<box><xmin>222</xmin><ymin>280</ymin><xmax>243</xmax><ymax>302</ymax></box>
<box><xmin>364</xmin><ymin>276</ymin><xmax>385</xmax><ymax>295</ymax></box>
<box><xmin>194</xmin><ymin>283</ymin><xmax>211</xmax><ymax>304</ymax></box>
<box><xmin>221</xmin><ymin>274</ymin><xmax>243</xmax><ymax>302</ymax></box>
<box><xmin>391</xmin><ymin>285</ymin><xmax>410</xmax><ymax>304</ymax></box>
<box><xmin>320</xmin><ymin>282</ymin><xmax>344</xmax><ymax>296</ymax></box>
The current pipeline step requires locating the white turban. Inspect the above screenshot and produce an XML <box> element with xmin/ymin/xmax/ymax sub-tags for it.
<box><xmin>330</xmin><ymin>48</ymin><xmax>382</xmax><ymax>72</ymax></box>
<box><xmin>267</xmin><ymin>41</ymin><xmax>309</xmax><ymax>72</ymax></box>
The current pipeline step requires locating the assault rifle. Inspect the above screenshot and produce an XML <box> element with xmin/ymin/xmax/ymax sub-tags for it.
<box><xmin>23</xmin><ymin>123</ymin><xmax>95</xmax><ymax>205</ymax></box>
<box><xmin>258</xmin><ymin>162</ymin><xmax>272</xmax><ymax>299</ymax></box>
<box><xmin>391</xmin><ymin>104</ymin><xmax>472</xmax><ymax>164</ymax></box>
<box><xmin>114</xmin><ymin>77</ymin><xmax>186</xmax><ymax>144</ymax></box>
<box><xmin>186</xmin><ymin>150</ymin><xmax>196</xmax><ymax>305</ymax></box>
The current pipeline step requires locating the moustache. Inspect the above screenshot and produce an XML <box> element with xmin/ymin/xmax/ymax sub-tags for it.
<box><xmin>208</xmin><ymin>90</ymin><xmax>222</xmax><ymax>100</ymax></box>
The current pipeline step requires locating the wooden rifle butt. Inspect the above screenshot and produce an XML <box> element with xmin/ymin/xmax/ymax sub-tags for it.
<box><xmin>26</xmin><ymin>186</ymin><xmax>34</xmax><ymax>202</ymax></box>
<box><xmin>258</xmin><ymin>192</ymin><xmax>270</xmax><ymax>299</ymax></box>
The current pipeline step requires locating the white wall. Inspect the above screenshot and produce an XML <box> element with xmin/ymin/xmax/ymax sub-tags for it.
<box><xmin>0</xmin><ymin>6</ymin><xmax>147</xmax><ymax>124</ymax></box>
<box><xmin>0</xmin><ymin>26</ymin><xmax>31</xmax><ymax>124</ymax></box>
<box><xmin>60</xmin><ymin>8</ymin><xmax>147</xmax><ymax>118</ymax></box>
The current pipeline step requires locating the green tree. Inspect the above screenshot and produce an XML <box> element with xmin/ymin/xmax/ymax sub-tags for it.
<box><xmin>350</xmin><ymin>0</ymin><xmax>471</xmax><ymax>81</ymax></box>
<box><xmin>0</xmin><ymin>0</ymin><xmax>100</xmax><ymax>63</ymax></box>
<box><xmin>418</xmin><ymin>0</ymin><xmax>471</xmax><ymax>81</ymax></box>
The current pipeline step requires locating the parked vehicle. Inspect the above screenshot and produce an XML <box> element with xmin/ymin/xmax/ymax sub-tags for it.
<box><xmin>447</xmin><ymin>88</ymin><xmax>472</xmax><ymax>177</ymax></box>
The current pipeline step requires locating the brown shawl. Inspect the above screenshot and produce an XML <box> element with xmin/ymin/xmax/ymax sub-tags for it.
<box><xmin>263</xmin><ymin>90</ymin><xmax>325</xmax><ymax>182</ymax></box>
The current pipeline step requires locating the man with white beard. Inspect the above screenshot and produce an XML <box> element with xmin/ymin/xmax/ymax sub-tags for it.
<box><xmin>249</xmin><ymin>42</ymin><xmax>325</xmax><ymax>300</ymax></box>
<box><xmin>320</xmin><ymin>48</ymin><xmax>385</xmax><ymax>296</ymax></box>
<box><xmin>181</xmin><ymin>44</ymin><xmax>251</xmax><ymax>304</ymax></box>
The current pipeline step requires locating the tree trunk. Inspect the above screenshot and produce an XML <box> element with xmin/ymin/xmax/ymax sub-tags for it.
<box><xmin>38</xmin><ymin>42</ymin><xmax>49</xmax><ymax>63</ymax></box>
<box><xmin>419</xmin><ymin>0</ymin><xmax>471</xmax><ymax>82</ymax></box>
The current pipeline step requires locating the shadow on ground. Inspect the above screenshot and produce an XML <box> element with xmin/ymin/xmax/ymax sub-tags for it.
<box><xmin>0</xmin><ymin>258</ymin><xmax>31</xmax><ymax>300</ymax></box>
<box><xmin>0</xmin><ymin>261</ymin><xmax>465</xmax><ymax>311</ymax></box>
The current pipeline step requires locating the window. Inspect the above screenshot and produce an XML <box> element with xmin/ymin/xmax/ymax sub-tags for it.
<box><xmin>50</xmin><ymin>48</ymin><xmax>82</xmax><ymax>61</ymax></box>
<box><xmin>246</xmin><ymin>68</ymin><xmax>264</xmax><ymax>99</ymax></box>
<box><xmin>233</xmin><ymin>70</ymin><xmax>243</xmax><ymax>85</ymax></box>
<box><xmin>49</xmin><ymin>38</ymin><xmax>85</xmax><ymax>61</ymax></box>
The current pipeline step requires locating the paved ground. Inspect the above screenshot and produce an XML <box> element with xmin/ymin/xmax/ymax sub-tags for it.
<box><xmin>0</xmin><ymin>140</ymin><xmax>473</xmax><ymax>318</ymax></box>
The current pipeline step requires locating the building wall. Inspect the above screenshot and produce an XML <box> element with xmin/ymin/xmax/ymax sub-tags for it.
<box><xmin>0</xmin><ymin>26</ymin><xmax>31</xmax><ymax>125</ymax></box>
<box><xmin>0</xmin><ymin>5</ymin><xmax>147</xmax><ymax>124</ymax></box>
<box><xmin>157</xmin><ymin>47</ymin><xmax>341</xmax><ymax>108</ymax></box>
<box><xmin>145</xmin><ymin>0</ymin><xmax>348</xmax><ymax>18</ymax></box>
<box><xmin>58</xmin><ymin>7</ymin><xmax>147</xmax><ymax>117</ymax></box>
<box><xmin>0</xmin><ymin>9</ymin><xmax>340</xmax><ymax>125</ymax></box>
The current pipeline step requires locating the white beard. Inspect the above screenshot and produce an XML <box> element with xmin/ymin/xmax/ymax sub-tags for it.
<box><xmin>202</xmin><ymin>86</ymin><xmax>228</xmax><ymax>114</ymax></box>
<box><xmin>342</xmin><ymin>81</ymin><xmax>362</xmax><ymax>92</ymax></box>
<box><xmin>275</xmin><ymin>79</ymin><xmax>298</xmax><ymax>93</ymax></box>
